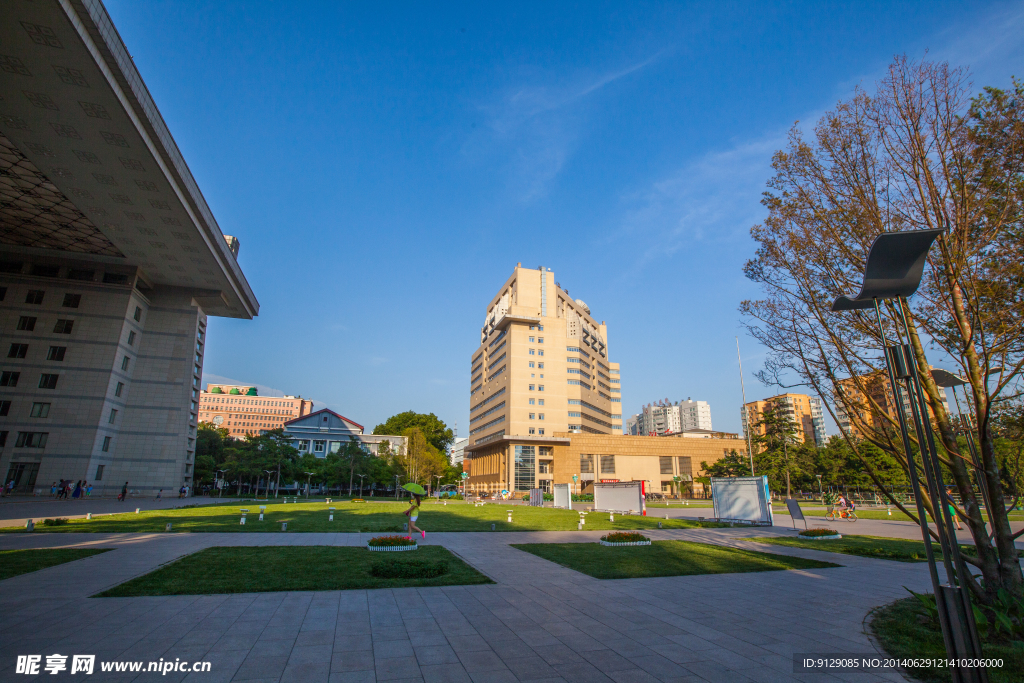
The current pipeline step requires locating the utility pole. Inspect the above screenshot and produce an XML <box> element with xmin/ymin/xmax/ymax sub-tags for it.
<box><xmin>736</xmin><ymin>337</ymin><xmax>755</xmax><ymax>476</ymax></box>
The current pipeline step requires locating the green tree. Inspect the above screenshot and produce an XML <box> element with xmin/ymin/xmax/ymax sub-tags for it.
<box><xmin>751</xmin><ymin>405</ymin><xmax>801</xmax><ymax>497</ymax></box>
<box><xmin>701</xmin><ymin>450</ymin><xmax>751</xmax><ymax>478</ymax></box>
<box><xmin>373</xmin><ymin>411</ymin><xmax>454</xmax><ymax>454</ymax></box>
<box><xmin>195</xmin><ymin>422</ymin><xmax>229</xmax><ymax>485</ymax></box>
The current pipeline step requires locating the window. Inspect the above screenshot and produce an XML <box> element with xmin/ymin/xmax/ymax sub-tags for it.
<box><xmin>528</xmin><ymin>427</ymin><xmax>535</xmax><ymax>435</ymax></box>
<box><xmin>528</xmin><ymin>398</ymin><xmax>535</xmax><ymax>405</ymax></box>
<box><xmin>0</xmin><ymin>400</ymin><xmax>9</xmax><ymax>416</ymax></box>
<box><xmin>114</xmin><ymin>382</ymin><xmax>124</xmax><ymax>397</ymax></box>
<box><xmin>538</xmin><ymin>337</ymin><xmax>544</xmax><ymax>343</ymax></box>
<box><xmin>660</xmin><ymin>457</ymin><xmax>674</xmax><ymax>475</ymax></box>
<box><xmin>538</xmin><ymin>428</ymin><xmax>544</xmax><ymax>435</ymax></box>
<box><xmin>538</xmin><ymin>350</ymin><xmax>544</xmax><ymax>356</ymax></box>
<box><xmin>46</xmin><ymin>346</ymin><xmax>66</xmax><ymax>361</ymax></box>
<box><xmin>108</xmin><ymin>408</ymin><xmax>117</xmax><ymax>424</ymax></box>
<box><xmin>62</xmin><ymin>293</ymin><xmax>81</xmax><ymax>308</ymax></box>
<box><xmin>580</xmin><ymin>454</ymin><xmax>594</xmax><ymax>473</ymax></box>
<box><xmin>38</xmin><ymin>374</ymin><xmax>58</xmax><ymax>389</ymax></box>
<box><xmin>537</xmin><ymin>363</ymin><xmax>544</xmax><ymax>369</ymax></box>
<box><xmin>133</xmin><ymin>306</ymin><xmax>141</xmax><ymax>321</ymax></box>
<box><xmin>95</xmin><ymin>464</ymin><xmax>105</xmax><ymax>480</ymax></box>
<box><xmin>297</xmin><ymin>440</ymin><xmax>309</xmax><ymax>452</ymax></box>
<box><xmin>538</xmin><ymin>399</ymin><xmax>544</xmax><ymax>406</ymax></box>
<box><xmin>529</xmin><ymin>384</ymin><xmax>535</xmax><ymax>391</ymax></box>
<box><xmin>313</xmin><ymin>440</ymin><xmax>326</xmax><ymax>453</ymax></box>
<box><xmin>528</xmin><ymin>361</ymin><xmax>534</xmax><ymax>368</ymax></box>
<box><xmin>33</xmin><ymin>265</ymin><xmax>59</xmax><ymax>278</ymax></box>
<box><xmin>15</xmin><ymin>432</ymin><xmax>48</xmax><ymax>448</ymax></box>
<box><xmin>25</xmin><ymin>290</ymin><xmax>45</xmax><ymax>305</ymax></box>
<box><xmin>127</xmin><ymin>331</ymin><xmax>136</xmax><ymax>345</ymax></box>
<box><xmin>528</xmin><ymin>336</ymin><xmax>535</xmax><ymax>342</ymax></box>
<box><xmin>529</xmin><ymin>413</ymin><xmax>535</xmax><ymax>420</ymax></box>
<box><xmin>529</xmin><ymin>349</ymin><xmax>535</xmax><ymax>355</ymax></box>
<box><xmin>121</xmin><ymin>356</ymin><xmax>130</xmax><ymax>371</ymax></box>
<box><xmin>68</xmin><ymin>269</ymin><xmax>94</xmax><ymax>281</ymax></box>
<box><xmin>514</xmin><ymin>444</ymin><xmax>535</xmax><ymax>491</ymax></box>
<box><xmin>53</xmin><ymin>319</ymin><xmax>74</xmax><ymax>334</ymax></box>
<box><xmin>1</xmin><ymin>371</ymin><xmax>20</xmax><ymax>387</ymax></box>
<box><xmin>600</xmin><ymin>455</ymin><xmax>615</xmax><ymax>473</ymax></box>
<box><xmin>568</xmin><ymin>411</ymin><xmax>581</xmax><ymax>417</ymax></box>
<box><xmin>538</xmin><ymin>413</ymin><xmax>544</xmax><ymax>420</ymax></box>
<box><xmin>537</xmin><ymin>325</ymin><xmax>543</xmax><ymax>331</ymax></box>
<box><xmin>0</xmin><ymin>431</ymin><xmax>6</xmax><ymax>446</ymax></box>
<box><xmin>101</xmin><ymin>437</ymin><xmax>111</xmax><ymax>453</ymax></box>
<box><xmin>30</xmin><ymin>403</ymin><xmax>50</xmax><ymax>418</ymax></box>
<box><xmin>538</xmin><ymin>385</ymin><xmax>544</xmax><ymax>391</ymax></box>
<box><xmin>16</xmin><ymin>316</ymin><xmax>36</xmax><ymax>331</ymax></box>
<box><xmin>8</xmin><ymin>343</ymin><xmax>28</xmax><ymax>359</ymax></box>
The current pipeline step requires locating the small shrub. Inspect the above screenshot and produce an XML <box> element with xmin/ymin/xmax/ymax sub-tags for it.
<box><xmin>571</xmin><ymin>494</ymin><xmax>594</xmax><ymax>502</ymax></box>
<box><xmin>370</xmin><ymin>559</ymin><xmax>449</xmax><ymax>579</ymax></box>
<box><xmin>367</xmin><ymin>535</ymin><xmax>416</xmax><ymax>547</ymax></box>
<box><xmin>42</xmin><ymin>518</ymin><xmax>69</xmax><ymax>527</ymax></box>
<box><xmin>602</xmin><ymin>532</ymin><xmax>649</xmax><ymax>543</ymax></box>
<box><xmin>799</xmin><ymin>528</ymin><xmax>839</xmax><ymax>537</ymax></box>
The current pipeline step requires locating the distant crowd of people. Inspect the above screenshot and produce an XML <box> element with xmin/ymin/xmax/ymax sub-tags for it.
<box><xmin>46</xmin><ymin>480</ymin><xmax>94</xmax><ymax>500</ymax></box>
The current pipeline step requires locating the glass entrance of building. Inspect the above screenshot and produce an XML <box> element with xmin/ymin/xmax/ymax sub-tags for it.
<box><xmin>514</xmin><ymin>445</ymin><xmax>535</xmax><ymax>491</ymax></box>
<box><xmin>4</xmin><ymin>462</ymin><xmax>39</xmax><ymax>493</ymax></box>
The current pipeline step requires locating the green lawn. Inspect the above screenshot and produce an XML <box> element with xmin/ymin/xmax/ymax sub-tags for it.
<box><xmin>871</xmin><ymin>596</ymin><xmax>1024</xmax><ymax>683</ymax></box>
<box><xmin>0</xmin><ymin>548</ymin><xmax>111</xmax><ymax>580</ymax></box>
<box><xmin>510</xmin><ymin>540</ymin><xmax>840</xmax><ymax>579</ymax></box>
<box><xmin>96</xmin><ymin>545</ymin><xmax>491</xmax><ymax>597</ymax></box>
<box><xmin>2</xmin><ymin>500</ymin><xmax>728</xmax><ymax>534</ymax></box>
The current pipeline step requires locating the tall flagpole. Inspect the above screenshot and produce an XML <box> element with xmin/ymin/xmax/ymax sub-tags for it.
<box><xmin>736</xmin><ymin>337</ymin><xmax>755</xmax><ymax>475</ymax></box>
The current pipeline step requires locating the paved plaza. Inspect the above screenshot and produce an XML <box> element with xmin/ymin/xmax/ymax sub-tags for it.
<box><xmin>0</xmin><ymin>524</ymin><xmax>944</xmax><ymax>683</ymax></box>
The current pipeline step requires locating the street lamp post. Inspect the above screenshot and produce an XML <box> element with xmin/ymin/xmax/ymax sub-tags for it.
<box><xmin>816</xmin><ymin>474</ymin><xmax>822</xmax><ymax>504</ymax></box>
<box><xmin>357</xmin><ymin>474</ymin><xmax>367</xmax><ymax>499</ymax></box>
<box><xmin>433</xmin><ymin>474</ymin><xmax>443</xmax><ymax>497</ymax></box>
<box><xmin>216</xmin><ymin>469</ymin><xmax>227</xmax><ymax>498</ymax></box>
<box><xmin>832</xmin><ymin>228</ymin><xmax>986</xmax><ymax>683</ymax></box>
<box><xmin>304</xmin><ymin>471</ymin><xmax>315</xmax><ymax>499</ymax></box>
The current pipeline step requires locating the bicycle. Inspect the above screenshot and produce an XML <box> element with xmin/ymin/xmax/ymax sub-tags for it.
<box><xmin>825</xmin><ymin>506</ymin><xmax>858</xmax><ymax>522</ymax></box>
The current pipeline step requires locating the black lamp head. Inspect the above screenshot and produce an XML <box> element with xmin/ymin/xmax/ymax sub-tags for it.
<box><xmin>830</xmin><ymin>228</ymin><xmax>944</xmax><ymax>312</ymax></box>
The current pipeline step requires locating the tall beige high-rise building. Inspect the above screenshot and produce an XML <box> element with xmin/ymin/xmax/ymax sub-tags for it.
<box><xmin>468</xmin><ymin>265</ymin><xmax>622</xmax><ymax>452</ymax></box>
<box><xmin>741</xmin><ymin>393</ymin><xmax>827</xmax><ymax>448</ymax></box>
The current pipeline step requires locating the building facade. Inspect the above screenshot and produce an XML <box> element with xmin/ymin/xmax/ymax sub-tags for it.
<box><xmin>633</xmin><ymin>399</ymin><xmax>712</xmax><ymax>436</ymax></box>
<box><xmin>835</xmin><ymin>370</ymin><xmax>950</xmax><ymax>439</ymax></box>
<box><xmin>464</xmin><ymin>431</ymin><xmax>745</xmax><ymax>496</ymax></box>
<box><xmin>199</xmin><ymin>384</ymin><xmax>313</xmax><ymax>439</ymax></box>
<box><xmin>741</xmin><ymin>393</ymin><xmax>827</xmax><ymax>448</ymax></box>
<box><xmin>451</xmin><ymin>437</ymin><xmax>468</xmax><ymax>466</ymax></box>
<box><xmin>282</xmin><ymin>409</ymin><xmax>405</xmax><ymax>457</ymax></box>
<box><xmin>0</xmin><ymin>2</ymin><xmax>258</xmax><ymax>495</ymax></box>
<box><xmin>469</xmin><ymin>264</ymin><xmax>622</xmax><ymax>453</ymax></box>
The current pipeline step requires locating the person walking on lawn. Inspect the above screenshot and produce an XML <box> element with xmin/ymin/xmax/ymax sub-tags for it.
<box><xmin>402</xmin><ymin>483</ymin><xmax>427</xmax><ymax>540</ymax></box>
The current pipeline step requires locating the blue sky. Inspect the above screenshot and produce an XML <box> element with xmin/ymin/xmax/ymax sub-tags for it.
<box><xmin>106</xmin><ymin>1</ymin><xmax>1024</xmax><ymax>437</ymax></box>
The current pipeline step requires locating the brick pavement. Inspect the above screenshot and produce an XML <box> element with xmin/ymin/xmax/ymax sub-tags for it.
<box><xmin>0</xmin><ymin>526</ymin><xmax>933</xmax><ymax>682</ymax></box>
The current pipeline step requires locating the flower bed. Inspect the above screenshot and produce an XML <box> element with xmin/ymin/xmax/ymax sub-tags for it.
<box><xmin>799</xmin><ymin>528</ymin><xmax>841</xmax><ymax>539</ymax></box>
<box><xmin>351</xmin><ymin>499</ymin><xmax>366</xmax><ymax>503</ymax></box>
<box><xmin>599</xmin><ymin>532</ymin><xmax>651</xmax><ymax>547</ymax></box>
<box><xmin>367</xmin><ymin>535</ymin><xmax>418</xmax><ymax>552</ymax></box>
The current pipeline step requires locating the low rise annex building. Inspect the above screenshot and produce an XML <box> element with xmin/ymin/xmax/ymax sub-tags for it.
<box><xmin>464</xmin><ymin>431</ymin><xmax>746</xmax><ymax>496</ymax></box>
<box><xmin>0</xmin><ymin>2</ymin><xmax>258</xmax><ymax>495</ymax></box>
<box><xmin>283</xmin><ymin>409</ymin><xmax>405</xmax><ymax>457</ymax></box>
<box><xmin>199</xmin><ymin>384</ymin><xmax>313</xmax><ymax>439</ymax></box>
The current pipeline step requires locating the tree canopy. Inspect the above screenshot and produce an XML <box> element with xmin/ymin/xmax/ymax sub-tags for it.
<box><xmin>373</xmin><ymin>411</ymin><xmax>454</xmax><ymax>454</ymax></box>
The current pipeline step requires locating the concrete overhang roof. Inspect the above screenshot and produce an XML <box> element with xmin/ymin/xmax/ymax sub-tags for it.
<box><xmin>0</xmin><ymin>0</ymin><xmax>258</xmax><ymax>319</ymax></box>
<box><xmin>465</xmin><ymin>434</ymin><xmax>572</xmax><ymax>454</ymax></box>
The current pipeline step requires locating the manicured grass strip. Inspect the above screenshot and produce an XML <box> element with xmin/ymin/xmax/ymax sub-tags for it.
<box><xmin>0</xmin><ymin>548</ymin><xmax>111</xmax><ymax>580</ymax></box>
<box><xmin>510</xmin><ymin>540</ymin><xmax>839</xmax><ymax>579</ymax></box>
<box><xmin>871</xmin><ymin>596</ymin><xmax>1024</xmax><ymax>683</ymax></box>
<box><xmin>2</xmin><ymin>500</ymin><xmax>727</xmax><ymax>534</ymax></box>
<box><xmin>96</xmin><ymin>546</ymin><xmax>492</xmax><ymax>597</ymax></box>
<box><xmin>743</xmin><ymin>534</ymin><xmax>988</xmax><ymax>563</ymax></box>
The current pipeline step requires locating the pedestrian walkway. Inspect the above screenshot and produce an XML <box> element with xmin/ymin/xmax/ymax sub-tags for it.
<box><xmin>0</xmin><ymin>527</ymin><xmax>923</xmax><ymax>682</ymax></box>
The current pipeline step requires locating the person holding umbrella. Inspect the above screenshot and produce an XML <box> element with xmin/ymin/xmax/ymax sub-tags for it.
<box><xmin>402</xmin><ymin>483</ymin><xmax>427</xmax><ymax>539</ymax></box>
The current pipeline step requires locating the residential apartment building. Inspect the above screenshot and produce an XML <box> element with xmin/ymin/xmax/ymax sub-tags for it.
<box><xmin>451</xmin><ymin>437</ymin><xmax>468</xmax><ymax>466</ymax></box>
<box><xmin>199</xmin><ymin>384</ymin><xmax>313</xmax><ymax>439</ymax></box>
<box><xmin>468</xmin><ymin>264</ymin><xmax>622</xmax><ymax>449</ymax></box>
<box><xmin>633</xmin><ymin>399</ymin><xmax>712</xmax><ymax>436</ymax></box>
<box><xmin>741</xmin><ymin>393</ymin><xmax>827</xmax><ymax>448</ymax></box>
<box><xmin>0</xmin><ymin>1</ymin><xmax>258</xmax><ymax>495</ymax></box>
<box><xmin>835</xmin><ymin>369</ymin><xmax>950</xmax><ymax>439</ymax></box>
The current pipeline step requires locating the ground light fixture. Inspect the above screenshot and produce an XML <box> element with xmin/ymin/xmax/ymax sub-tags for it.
<box><xmin>831</xmin><ymin>228</ymin><xmax>986</xmax><ymax>683</ymax></box>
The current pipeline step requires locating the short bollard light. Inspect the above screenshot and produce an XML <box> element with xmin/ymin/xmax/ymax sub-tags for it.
<box><xmin>887</xmin><ymin>507</ymin><xmax>892</xmax><ymax>516</ymax></box>
<box><xmin>86</xmin><ymin>513</ymin><xmax>92</xmax><ymax>520</ymax></box>
<box><xmin>609</xmin><ymin>513</ymin><xmax>615</xmax><ymax>522</ymax></box>
<box><xmin>259</xmin><ymin>506</ymin><xmax>266</xmax><ymax>521</ymax></box>
<box><xmin>507</xmin><ymin>510</ymin><xmax>513</xmax><ymax>523</ymax></box>
<box><xmin>665</xmin><ymin>514</ymin><xmax>669</xmax><ymax>520</ymax></box>
<box><xmin>166</xmin><ymin>522</ymin><xmax>172</xmax><ymax>532</ymax></box>
<box><xmin>658</xmin><ymin>521</ymin><xmax>663</xmax><ymax>529</ymax></box>
<box><xmin>240</xmin><ymin>509</ymin><xmax>249</xmax><ymax>525</ymax></box>
<box><xmin>281</xmin><ymin>522</ymin><xmax>287</xmax><ymax>531</ymax></box>
<box><xmin>25</xmin><ymin>519</ymin><xmax>34</xmax><ymax>531</ymax></box>
<box><xmin>491</xmin><ymin>523</ymin><xmax>496</xmax><ymax>531</ymax></box>
<box><xmin>404</xmin><ymin>522</ymin><xmax>408</xmax><ymax>531</ymax></box>
<box><xmin>329</xmin><ymin>507</ymin><xmax>335</xmax><ymax>521</ymax></box>
<box><xmin>135</xmin><ymin>508</ymin><xmax>140</xmax><ymax>514</ymax></box>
